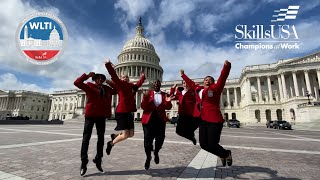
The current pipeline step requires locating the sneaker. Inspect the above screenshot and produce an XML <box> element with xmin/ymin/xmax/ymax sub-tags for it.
<box><xmin>106</xmin><ymin>141</ymin><xmax>113</xmax><ymax>155</ymax></box>
<box><xmin>154</xmin><ymin>152</ymin><xmax>160</xmax><ymax>164</ymax></box>
<box><xmin>226</xmin><ymin>150</ymin><xmax>232</xmax><ymax>166</ymax></box>
<box><xmin>192</xmin><ymin>137</ymin><xmax>197</xmax><ymax>145</ymax></box>
<box><xmin>93</xmin><ymin>158</ymin><xmax>104</xmax><ymax>172</ymax></box>
<box><xmin>144</xmin><ymin>156</ymin><xmax>152</xmax><ymax>170</ymax></box>
<box><xmin>220</xmin><ymin>157</ymin><xmax>226</xmax><ymax>167</ymax></box>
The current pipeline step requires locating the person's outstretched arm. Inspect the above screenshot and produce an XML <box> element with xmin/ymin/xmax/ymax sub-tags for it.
<box><xmin>74</xmin><ymin>72</ymin><xmax>95</xmax><ymax>92</ymax></box>
<box><xmin>164</xmin><ymin>94</ymin><xmax>174</xmax><ymax>110</ymax></box>
<box><xmin>133</xmin><ymin>71</ymin><xmax>146</xmax><ymax>88</ymax></box>
<box><xmin>180</xmin><ymin>70</ymin><xmax>196</xmax><ymax>89</ymax></box>
<box><xmin>105</xmin><ymin>59</ymin><xmax>120</xmax><ymax>83</ymax></box>
<box><xmin>215</xmin><ymin>60</ymin><xmax>231</xmax><ymax>94</ymax></box>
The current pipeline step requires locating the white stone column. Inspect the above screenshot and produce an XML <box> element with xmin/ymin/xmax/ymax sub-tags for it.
<box><xmin>314</xmin><ymin>86</ymin><xmax>319</xmax><ymax>100</ymax></box>
<box><xmin>149</xmin><ymin>68</ymin><xmax>151</xmax><ymax>79</ymax></box>
<box><xmin>281</xmin><ymin>73</ymin><xmax>287</xmax><ymax>99</ymax></box>
<box><xmin>220</xmin><ymin>94</ymin><xmax>224</xmax><ymax>108</ymax></box>
<box><xmin>304</xmin><ymin>70</ymin><xmax>312</xmax><ymax>96</ymax></box>
<box><xmin>84</xmin><ymin>95</ymin><xmax>87</xmax><ymax>108</ymax></box>
<box><xmin>317</xmin><ymin>69</ymin><xmax>320</xmax><ymax>89</ymax></box>
<box><xmin>234</xmin><ymin>87</ymin><xmax>238</xmax><ymax>107</ymax></box>
<box><xmin>257</xmin><ymin>77</ymin><xmax>262</xmax><ymax>102</ymax></box>
<box><xmin>135</xmin><ymin>91</ymin><xmax>138</xmax><ymax>107</ymax></box>
<box><xmin>0</xmin><ymin>98</ymin><xmax>3</xmax><ymax>110</ymax></box>
<box><xmin>277</xmin><ymin>75</ymin><xmax>283</xmax><ymax>100</ymax></box>
<box><xmin>292</xmin><ymin>71</ymin><xmax>300</xmax><ymax>96</ymax></box>
<box><xmin>247</xmin><ymin>78</ymin><xmax>252</xmax><ymax>103</ymax></box>
<box><xmin>78</xmin><ymin>95</ymin><xmax>82</xmax><ymax>108</ymax></box>
<box><xmin>136</xmin><ymin>66</ymin><xmax>138</xmax><ymax>76</ymax></box>
<box><xmin>131</xmin><ymin>66</ymin><xmax>133</xmax><ymax>76</ymax></box>
<box><xmin>227</xmin><ymin>88</ymin><xmax>230</xmax><ymax>108</ymax></box>
<box><xmin>267</xmin><ymin>76</ymin><xmax>273</xmax><ymax>101</ymax></box>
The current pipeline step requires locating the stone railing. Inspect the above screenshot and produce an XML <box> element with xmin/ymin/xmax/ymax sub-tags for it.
<box><xmin>297</xmin><ymin>101</ymin><xmax>320</xmax><ymax>108</ymax></box>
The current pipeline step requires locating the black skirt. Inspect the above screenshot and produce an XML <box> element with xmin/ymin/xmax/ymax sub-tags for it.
<box><xmin>114</xmin><ymin>112</ymin><xmax>134</xmax><ymax>131</ymax></box>
<box><xmin>176</xmin><ymin>114</ymin><xmax>199</xmax><ymax>140</ymax></box>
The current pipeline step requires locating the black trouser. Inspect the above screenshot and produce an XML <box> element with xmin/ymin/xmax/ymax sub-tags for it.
<box><xmin>80</xmin><ymin>117</ymin><xmax>106</xmax><ymax>163</ymax></box>
<box><xmin>176</xmin><ymin>114</ymin><xmax>199</xmax><ymax>141</ymax></box>
<box><xmin>143</xmin><ymin>111</ymin><xmax>166</xmax><ymax>157</ymax></box>
<box><xmin>199</xmin><ymin>120</ymin><xmax>229</xmax><ymax>158</ymax></box>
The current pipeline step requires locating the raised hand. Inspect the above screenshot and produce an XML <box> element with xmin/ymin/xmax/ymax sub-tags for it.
<box><xmin>166</xmin><ymin>94</ymin><xmax>175</xmax><ymax>101</ymax></box>
<box><xmin>88</xmin><ymin>72</ymin><xmax>95</xmax><ymax>77</ymax></box>
<box><xmin>172</xmin><ymin>84</ymin><xmax>177</xmax><ymax>90</ymax></box>
<box><xmin>105</xmin><ymin>59</ymin><xmax>115</xmax><ymax>67</ymax></box>
<box><xmin>180</xmin><ymin>69</ymin><xmax>184</xmax><ymax>76</ymax></box>
<box><xmin>224</xmin><ymin>60</ymin><xmax>231</xmax><ymax>66</ymax></box>
<box><xmin>140</xmin><ymin>71</ymin><xmax>145</xmax><ymax>77</ymax></box>
<box><xmin>105</xmin><ymin>59</ymin><xmax>111</xmax><ymax>64</ymax></box>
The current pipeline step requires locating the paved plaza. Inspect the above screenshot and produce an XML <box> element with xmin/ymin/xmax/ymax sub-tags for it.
<box><xmin>0</xmin><ymin>119</ymin><xmax>320</xmax><ymax>180</ymax></box>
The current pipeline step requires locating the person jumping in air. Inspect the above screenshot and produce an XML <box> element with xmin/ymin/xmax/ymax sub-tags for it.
<box><xmin>170</xmin><ymin>81</ymin><xmax>198</xmax><ymax>145</ymax></box>
<box><xmin>104</xmin><ymin>59</ymin><xmax>145</xmax><ymax>155</ymax></box>
<box><xmin>74</xmin><ymin>72</ymin><xmax>116</xmax><ymax>176</ymax></box>
<box><xmin>180</xmin><ymin>60</ymin><xmax>232</xmax><ymax>167</ymax></box>
<box><xmin>141</xmin><ymin>80</ymin><xmax>174</xmax><ymax>170</ymax></box>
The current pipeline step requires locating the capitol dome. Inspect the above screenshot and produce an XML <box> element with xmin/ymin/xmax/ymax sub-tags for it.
<box><xmin>115</xmin><ymin>17</ymin><xmax>163</xmax><ymax>82</ymax></box>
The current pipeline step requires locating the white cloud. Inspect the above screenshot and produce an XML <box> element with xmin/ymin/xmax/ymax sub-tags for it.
<box><xmin>114</xmin><ymin>0</ymin><xmax>154</xmax><ymax>27</ymax></box>
<box><xmin>196</xmin><ymin>13</ymin><xmax>219</xmax><ymax>33</ymax></box>
<box><xmin>0</xmin><ymin>73</ymin><xmax>58</xmax><ymax>93</ymax></box>
<box><xmin>145</xmin><ymin>0</ymin><xmax>196</xmax><ymax>35</ymax></box>
<box><xmin>216</xmin><ymin>33</ymin><xmax>234</xmax><ymax>44</ymax></box>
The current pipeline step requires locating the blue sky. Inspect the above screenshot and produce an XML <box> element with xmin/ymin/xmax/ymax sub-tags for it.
<box><xmin>0</xmin><ymin>0</ymin><xmax>319</xmax><ymax>93</ymax></box>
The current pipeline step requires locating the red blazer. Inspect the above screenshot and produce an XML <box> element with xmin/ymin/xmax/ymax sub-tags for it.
<box><xmin>141</xmin><ymin>90</ymin><xmax>172</xmax><ymax>124</ymax></box>
<box><xmin>105</xmin><ymin>63</ymin><xmax>146</xmax><ymax>113</ymax></box>
<box><xmin>170</xmin><ymin>87</ymin><xmax>196</xmax><ymax>117</ymax></box>
<box><xmin>182</xmin><ymin>63</ymin><xmax>231</xmax><ymax>123</ymax></box>
<box><xmin>74</xmin><ymin>74</ymin><xmax>117</xmax><ymax>118</ymax></box>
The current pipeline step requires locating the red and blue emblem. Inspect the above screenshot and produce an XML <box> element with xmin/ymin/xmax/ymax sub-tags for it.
<box><xmin>16</xmin><ymin>12</ymin><xmax>68</xmax><ymax>65</ymax></box>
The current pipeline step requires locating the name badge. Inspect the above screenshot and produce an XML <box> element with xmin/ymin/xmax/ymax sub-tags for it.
<box><xmin>208</xmin><ymin>90</ymin><xmax>213</xmax><ymax>97</ymax></box>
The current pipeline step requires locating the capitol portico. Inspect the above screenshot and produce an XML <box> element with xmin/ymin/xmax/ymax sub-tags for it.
<box><xmin>2</xmin><ymin>18</ymin><xmax>320</xmax><ymax>126</ymax></box>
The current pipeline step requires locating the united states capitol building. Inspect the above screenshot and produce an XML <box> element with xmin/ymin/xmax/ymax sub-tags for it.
<box><xmin>1</xmin><ymin>20</ymin><xmax>320</xmax><ymax>125</ymax></box>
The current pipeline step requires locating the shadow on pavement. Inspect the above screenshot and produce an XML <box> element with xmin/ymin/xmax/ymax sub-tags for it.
<box><xmin>83</xmin><ymin>165</ymin><xmax>301</xmax><ymax>179</ymax></box>
<box><xmin>214</xmin><ymin>165</ymin><xmax>301</xmax><ymax>180</ymax></box>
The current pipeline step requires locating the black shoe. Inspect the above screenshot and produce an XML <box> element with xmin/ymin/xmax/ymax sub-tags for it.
<box><xmin>154</xmin><ymin>152</ymin><xmax>159</xmax><ymax>164</ymax></box>
<box><xmin>80</xmin><ymin>160</ymin><xmax>88</xmax><ymax>176</ymax></box>
<box><xmin>226</xmin><ymin>150</ymin><xmax>232</xmax><ymax>166</ymax></box>
<box><xmin>93</xmin><ymin>158</ymin><xmax>104</xmax><ymax>172</ymax></box>
<box><xmin>106</xmin><ymin>141</ymin><xmax>113</xmax><ymax>155</ymax></box>
<box><xmin>192</xmin><ymin>137</ymin><xmax>197</xmax><ymax>145</ymax></box>
<box><xmin>220</xmin><ymin>157</ymin><xmax>226</xmax><ymax>167</ymax></box>
<box><xmin>111</xmin><ymin>133</ymin><xmax>116</xmax><ymax>141</ymax></box>
<box><xmin>144</xmin><ymin>156</ymin><xmax>151</xmax><ymax>170</ymax></box>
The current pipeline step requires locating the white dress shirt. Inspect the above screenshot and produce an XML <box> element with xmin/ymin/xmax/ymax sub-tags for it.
<box><xmin>153</xmin><ymin>91</ymin><xmax>162</xmax><ymax>107</ymax></box>
<box><xmin>182</xmin><ymin>89</ymin><xmax>187</xmax><ymax>95</ymax></box>
<box><xmin>198</xmin><ymin>89</ymin><xmax>204</xmax><ymax>100</ymax></box>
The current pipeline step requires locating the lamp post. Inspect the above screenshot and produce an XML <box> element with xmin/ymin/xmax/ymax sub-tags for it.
<box><xmin>306</xmin><ymin>91</ymin><xmax>311</xmax><ymax>105</ymax></box>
